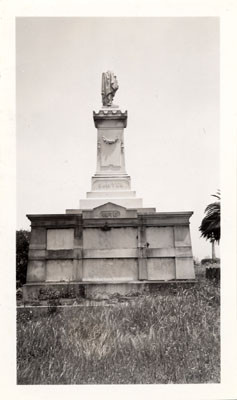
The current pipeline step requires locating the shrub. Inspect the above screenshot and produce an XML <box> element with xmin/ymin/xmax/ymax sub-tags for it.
<box><xmin>201</xmin><ymin>257</ymin><xmax>220</xmax><ymax>266</ymax></box>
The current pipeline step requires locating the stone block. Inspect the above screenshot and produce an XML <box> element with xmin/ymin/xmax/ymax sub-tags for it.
<box><xmin>46</xmin><ymin>250</ymin><xmax>74</xmax><ymax>259</ymax></box>
<box><xmin>65</xmin><ymin>209</ymin><xmax>82</xmax><ymax>214</ymax></box>
<box><xmin>22</xmin><ymin>282</ymin><xmax>85</xmax><ymax>302</ymax></box>
<box><xmin>146</xmin><ymin>227</ymin><xmax>174</xmax><ymax>248</ymax></box>
<box><xmin>73</xmin><ymin>259</ymin><xmax>83</xmax><ymax>281</ymax></box>
<box><xmin>46</xmin><ymin>260</ymin><xmax>76</xmax><ymax>282</ymax></box>
<box><xmin>147</xmin><ymin>258</ymin><xmax>175</xmax><ymax>280</ymax></box>
<box><xmin>82</xmin><ymin>259</ymin><xmax>138</xmax><ymax>281</ymax></box>
<box><xmin>87</xmin><ymin>190</ymin><xmax>136</xmax><ymax>198</ymax></box>
<box><xmin>100</xmin><ymin>136</ymin><xmax>121</xmax><ymax>167</ymax></box>
<box><xmin>144</xmin><ymin>212</ymin><xmax>193</xmax><ymax>226</ymax></box>
<box><xmin>28</xmin><ymin>249</ymin><xmax>46</xmax><ymax>259</ymax></box>
<box><xmin>83</xmin><ymin>227</ymin><xmax>137</xmax><ymax>249</ymax></box>
<box><xmin>85</xmin><ymin>282</ymin><xmax>146</xmax><ymax>298</ymax></box>
<box><xmin>175</xmin><ymin>246</ymin><xmax>193</xmax><ymax>257</ymax></box>
<box><xmin>30</xmin><ymin>227</ymin><xmax>46</xmax><ymax>247</ymax></box>
<box><xmin>138</xmin><ymin>259</ymin><xmax>148</xmax><ymax>280</ymax></box>
<box><xmin>174</xmin><ymin>226</ymin><xmax>191</xmax><ymax>247</ymax></box>
<box><xmin>83</xmin><ymin>248</ymin><xmax>137</xmax><ymax>258</ymax></box>
<box><xmin>73</xmin><ymin>248</ymin><xmax>83</xmax><ymax>259</ymax></box>
<box><xmin>147</xmin><ymin>248</ymin><xmax>175</xmax><ymax>257</ymax></box>
<box><xmin>47</xmin><ymin>228</ymin><xmax>74</xmax><ymax>250</ymax></box>
<box><xmin>175</xmin><ymin>257</ymin><xmax>195</xmax><ymax>279</ymax></box>
<box><xmin>80</xmin><ymin>197</ymin><xmax>143</xmax><ymax>209</ymax></box>
<box><xmin>27</xmin><ymin>260</ymin><xmax>46</xmax><ymax>282</ymax></box>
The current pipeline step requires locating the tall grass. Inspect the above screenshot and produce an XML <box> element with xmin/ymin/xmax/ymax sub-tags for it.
<box><xmin>17</xmin><ymin>278</ymin><xmax>220</xmax><ymax>384</ymax></box>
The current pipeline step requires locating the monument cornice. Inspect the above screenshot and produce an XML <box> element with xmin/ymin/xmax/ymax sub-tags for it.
<box><xmin>93</xmin><ymin>109</ymin><xmax>128</xmax><ymax>127</ymax></box>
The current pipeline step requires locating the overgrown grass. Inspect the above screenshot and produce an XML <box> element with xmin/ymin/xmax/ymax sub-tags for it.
<box><xmin>17</xmin><ymin>276</ymin><xmax>220</xmax><ymax>384</ymax></box>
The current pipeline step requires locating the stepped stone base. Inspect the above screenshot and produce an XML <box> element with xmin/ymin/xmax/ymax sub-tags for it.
<box><xmin>80</xmin><ymin>197</ymin><xmax>143</xmax><ymax>209</ymax></box>
<box><xmin>86</xmin><ymin>190</ymin><xmax>137</xmax><ymax>198</ymax></box>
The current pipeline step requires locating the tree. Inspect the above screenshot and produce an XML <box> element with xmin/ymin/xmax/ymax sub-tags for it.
<box><xmin>199</xmin><ymin>190</ymin><xmax>220</xmax><ymax>259</ymax></box>
<box><xmin>16</xmin><ymin>230</ymin><xmax>30</xmax><ymax>287</ymax></box>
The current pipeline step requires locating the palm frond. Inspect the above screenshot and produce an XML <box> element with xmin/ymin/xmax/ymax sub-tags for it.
<box><xmin>199</xmin><ymin>191</ymin><xmax>221</xmax><ymax>243</ymax></box>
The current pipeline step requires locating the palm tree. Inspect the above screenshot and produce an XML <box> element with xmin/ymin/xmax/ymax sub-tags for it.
<box><xmin>199</xmin><ymin>190</ymin><xmax>220</xmax><ymax>259</ymax></box>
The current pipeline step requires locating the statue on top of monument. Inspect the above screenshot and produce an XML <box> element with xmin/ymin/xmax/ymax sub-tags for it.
<box><xmin>101</xmin><ymin>71</ymin><xmax>119</xmax><ymax>107</ymax></box>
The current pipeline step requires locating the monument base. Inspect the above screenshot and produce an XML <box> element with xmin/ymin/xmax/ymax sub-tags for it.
<box><xmin>24</xmin><ymin>202</ymin><xmax>195</xmax><ymax>301</ymax></box>
<box><xmin>22</xmin><ymin>280</ymin><xmax>196</xmax><ymax>302</ymax></box>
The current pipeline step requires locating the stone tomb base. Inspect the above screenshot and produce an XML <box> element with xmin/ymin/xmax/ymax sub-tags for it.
<box><xmin>24</xmin><ymin>203</ymin><xmax>195</xmax><ymax>301</ymax></box>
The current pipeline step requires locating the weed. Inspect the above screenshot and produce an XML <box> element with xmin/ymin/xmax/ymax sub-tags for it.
<box><xmin>17</xmin><ymin>279</ymin><xmax>220</xmax><ymax>384</ymax></box>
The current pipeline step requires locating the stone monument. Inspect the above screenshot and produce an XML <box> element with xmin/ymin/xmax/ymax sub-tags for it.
<box><xmin>23</xmin><ymin>72</ymin><xmax>195</xmax><ymax>301</ymax></box>
<box><xmin>78</xmin><ymin>71</ymin><xmax>142</xmax><ymax>210</ymax></box>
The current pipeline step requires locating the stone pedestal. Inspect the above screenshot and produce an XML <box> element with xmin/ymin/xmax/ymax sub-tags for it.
<box><xmin>23</xmin><ymin>203</ymin><xmax>195</xmax><ymax>301</ymax></box>
<box><xmin>79</xmin><ymin>107</ymin><xmax>143</xmax><ymax>209</ymax></box>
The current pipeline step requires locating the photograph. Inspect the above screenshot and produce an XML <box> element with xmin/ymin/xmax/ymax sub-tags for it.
<box><xmin>15</xmin><ymin>17</ymin><xmax>221</xmax><ymax>385</ymax></box>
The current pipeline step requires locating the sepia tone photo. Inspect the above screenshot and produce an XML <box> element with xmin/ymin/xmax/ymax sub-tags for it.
<box><xmin>16</xmin><ymin>17</ymin><xmax>220</xmax><ymax>385</ymax></box>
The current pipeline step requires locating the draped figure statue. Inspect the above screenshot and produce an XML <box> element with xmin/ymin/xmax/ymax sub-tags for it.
<box><xmin>101</xmin><ymin>71</ymin><xmax>119</xmax><ymax>107</ymax></box>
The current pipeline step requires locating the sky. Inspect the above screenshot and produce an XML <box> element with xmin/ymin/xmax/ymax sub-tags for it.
<box><xmin>16</xmin><ymin>17</ymin><xmax>220</xmax><ymax>260</ymax></box>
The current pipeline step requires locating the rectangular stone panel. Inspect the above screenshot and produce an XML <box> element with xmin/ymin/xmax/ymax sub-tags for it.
<box><xmin>28</xmin><ymin>249</ymin><xmax>46</xmax><ymax>259</ymax></box>
<box><xmin>46</xmin><ymin>260</ymin><xmax>76</xmax><ymax>282</ymax></box>
<box><xmin>147</xmin><ymin>248</ymin><xmax>175</xmax><ymax>257</ymax></box>
<box><xmin>175</xmin><ymin>257</ymin><xmax>195</xmax><ymax>279</ymax></box>
<box><xmin>27</xmin><ymin>260</ymin><xmax>46</xmax><ymax>282</ymax></box>
<box><xmin>83</xmin><ymin>227</ymin><xmax>137</xmax><ymax>250</ymax></box>
<box><xmin>175</xmin><ymin>246</ymin><xmax>193</xmax><ymax>257</ymax></box>
<box><xmin>91</xmin><ymin>179</ymin><xmax>131</xmax><ymax>191</ymax></box>
<box><xmin>82</xmin><ymin>259</ymin><xmax>138</xmax><ymax>281</ymax></box>
<box><xmin>138</xmin><ymin>258</ymin><xmax>148</xmax><ymax>280</ymax></box>
<box><xmin>100</xmin><ymin>133</ymin><xmax>121</xmax><ymax>167</ymax></box>
<box><xmin>30</xmin><ymin>227</ymin><xmax>46</xmax><ymax>247</ymax></box>
<box><xmin>47</xmin><ymin>229</ymin><xmax>74</xmax><ymax>250</ymax></box>
<box><xmin>147</xmin><ymin>258</ymin><xmax>175</xmax><ymax>280</ymax></box>
<box><xmin>83</xmin><ymin>248</ymin><xmax>137</xmax><ymax>258</ymax></box>
<box><xmin>73</xmin><ymin>259</ymin><xmax>83</xmax><ymax>281</ymax></box>
<box><xmin>46</xmin><ymin>250</ymin><xmax>74</xmax><ymax>259</ymax></box>
<box><xmin>146</xmin><ymin>227</ymin><xmax>174</xmax><ymax>248</ymax></box>
<box><xmin>174</xmin><ymin>226</ymin><xmax>191</xmax><ymax>247</ymax></box>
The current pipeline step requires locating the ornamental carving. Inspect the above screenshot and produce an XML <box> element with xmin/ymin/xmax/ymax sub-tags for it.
<box><xmin>102</xmin><ymin>136</ymin><xmax>119</xmax><ymax>145</ymax></box>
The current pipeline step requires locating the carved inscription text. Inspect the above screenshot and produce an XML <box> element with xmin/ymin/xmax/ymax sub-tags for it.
<box><xmin>100</xmin><ymin>211</ymin><xmax>121</xmax><ymax>218</ymax></box>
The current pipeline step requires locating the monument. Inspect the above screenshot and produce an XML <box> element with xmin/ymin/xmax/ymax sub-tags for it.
<box><xmin>78</xmin><ymin>70</ymin><xmax>143</xmax><ymax>210</ymax></box>
<box><xmin>23</xmin><ymin>72</ymin><xmax>195</xmax><ymax>301</ymax></box>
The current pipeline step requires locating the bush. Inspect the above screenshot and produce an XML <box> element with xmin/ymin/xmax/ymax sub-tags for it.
<box><xmin>206</xmin><ymin>267</ymin><xmax>220</xmax><ymax>280</ymax></box>
<box><xmin>201</xmin><ymin>257</ymin><xmax>220</xmax><ymax>266</ymax></box>
<box><xmin>16</xmin><ymin>230</ymin><xmax>30</xmax><ymax>287</ymax></box>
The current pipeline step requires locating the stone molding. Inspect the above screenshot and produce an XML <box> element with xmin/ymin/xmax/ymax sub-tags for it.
<box><xmin>27</xmin><ymin>210</ymin><xmax>193</xmax><ymax>227</ymax></box>
<box><xmin>93</xmin><ymin>109</ymin><xmax>127</xmax><ymax>128</ymax></box>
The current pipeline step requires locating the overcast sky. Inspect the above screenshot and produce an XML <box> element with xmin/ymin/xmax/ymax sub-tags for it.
<box><xmin>16</xmin><ymin>17</ymin><xmax>219</xmax><ymax>259</ymax></box>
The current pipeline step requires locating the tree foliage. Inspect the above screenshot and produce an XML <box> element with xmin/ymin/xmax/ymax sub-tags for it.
<box><xmin>199</xmin><ymin>191</ymin><xmax>220</xmax><ymax>243</ymax></box>
<box><xmin>16</xmin><ymin>230</ymin><xmax>30</xmax><ymax>287</ymax></box>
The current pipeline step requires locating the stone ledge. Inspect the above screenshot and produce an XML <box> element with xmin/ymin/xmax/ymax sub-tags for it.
<box><xmin>23</xmin><ymin>280</ymin><xmax>196</xmax><ymax>286</ymax></box>
<box><xmin>22</xmin><ymin>280</ymin><xmax>196</xmax><ymax>301</ymax></box>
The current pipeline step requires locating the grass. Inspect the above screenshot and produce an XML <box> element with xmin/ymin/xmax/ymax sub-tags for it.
<box><xmin>17</xmin><ymin>267</ymin><xmax>220</xmax><ymax>384</ymax></box>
